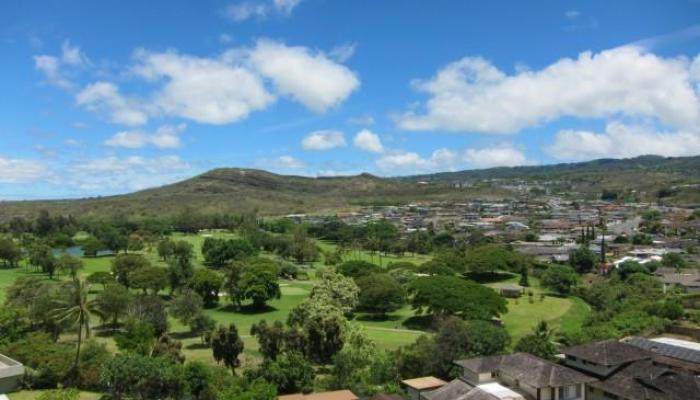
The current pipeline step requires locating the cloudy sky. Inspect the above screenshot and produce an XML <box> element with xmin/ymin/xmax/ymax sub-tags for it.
<box><xmin>1</xmin><ymin>0</ymin><xmax>699</xmax><ymax>199</ymax></box>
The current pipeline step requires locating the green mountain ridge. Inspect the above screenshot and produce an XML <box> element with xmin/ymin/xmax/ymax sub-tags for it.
<box><xmin>0</xmin><ymin>155</ymin><xmax>698</xmax><ymax>220</ymax></box>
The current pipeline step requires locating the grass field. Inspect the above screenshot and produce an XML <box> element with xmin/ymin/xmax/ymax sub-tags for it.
<box><xmin>9</xmin><ymin>391</ymin><xmax>101</xmax><ymax>400</ymax></box>
<box><xmin>0</xmin><ymin>231</ymin><xmax>589</xmax><ymax>370</ymax></box>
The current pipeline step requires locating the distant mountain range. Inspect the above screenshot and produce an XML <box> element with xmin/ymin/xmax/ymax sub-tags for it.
<box><xmin>1</xmin><ymin>155</ymin><xmax>698</xmax><ymax>220</ymax></box>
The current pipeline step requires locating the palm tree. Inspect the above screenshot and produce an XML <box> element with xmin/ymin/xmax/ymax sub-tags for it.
<box><xmin>53</xmin><ymin>278</ymin><xmax>102</xmax><ymax>381</ymax></box>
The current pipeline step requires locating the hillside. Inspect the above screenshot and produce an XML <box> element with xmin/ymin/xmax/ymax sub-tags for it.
<box><xmin>0</xmin><ymin>155</ymin><xmax>698</xmax><ymax>220</ymax></box>
<box><xmin>0</xmin><ymin>169</ymin><xmax>471</xmax><ymax>220</ymax></box>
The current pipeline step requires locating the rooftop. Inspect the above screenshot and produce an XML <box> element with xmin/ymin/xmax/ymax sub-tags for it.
<box><xmin>565</xmin><ymin>340</ymin><xmax>650</xmax><ymax>366</ymax></box>
<box><xmin>421</xmin><ymin>378</ymin><xmax>472</xmax><ymax>400</ymax></box>
<box><xmin>467</xmin><ymin>383</ymin><xmax>527</xmax><ymax>400</ymax></box>
<box><xmin>278</xmin><ymin>390</ymin><xmax>359</xmax><ymax>400</ymax></box>
<box><xmin>400</xmin><ymin>376</ymin><xmax>448</xmax><ymax>390</ymax></box>
<box><xmin>626</xmin><ymin>337</ymin><xmax>700</xmax><ymax>365</ymax></box>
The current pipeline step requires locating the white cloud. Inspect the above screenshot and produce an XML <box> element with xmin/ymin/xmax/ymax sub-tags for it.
<box><xmin>34</xmin><ymin>55</ymin><xmax>72</xmax><ymax>89</ymax></box>
<box><xmin>564</xmin><ymin>9</ymin><xmax>580</xmax><ymax>19</ymax></box>
<box><xmin>463</xmin><ymin>146</ymin><xmax>530</xmax><ymax>168</ymax></box>
<box><xmin>76</xmin><ymin>81</ymin><xmax>148</xmax><ymax>126</ymax></box>
<box><xmin>376</xmin><ymin>145</ymin><xmax>532</xmax><ymax>174</ymax></box>
<box><xmin>132</xmin><ymin>50</ymin><xmax>274</xmax><ymax>124</ymax></box>
<box><xmin>33</xmin><ymin>40</ymin><xmax>89</xmax><ymax>89</ymax></box>
<box><xmin>225</xmin><ymin>0</ymin><xmax>301</xmax><ymax>22</ymax></box>
<box><xmin>262</xmin><ymin>155</ymin><xmax>305</xmax><ymax>170</ymax></box>
<box><xmin>348</xmin><ymin>115</ymin><xmax>375</xmax><ymax>126</ymax></box>
<box><xmin>105</xmin><ymin>124</ymin><xmax>185</xmax><ymax>149</ymax></box>
<box><xmin>302</xmin><ymin>130</ymin><xmax>346</xmax><ymax>150</ymax></box>
<box><xmin>329</xmin><ymin>43</ymin><xmax>357</xmax><ymax>63</ymax></box>
<box><xmin>546</xmin><ymin>122</ymin><xmax>700</xmax><ymax>161</ymax></box>
<box><xmin>249</xmin><ymin>39</ymin><xmax>360</xmax><ymax>112</ymax></box>
<box><xmin>0</xmin><ymin>157</ymin><xmax>46</xmax><ymax>183</ymax></box>
<box><xmin>69</xmin><ymin>155</ymin><xmax>191</xmax><ymax>191</ymax></box>
<box><xmin>397</xmin><ymin>46</ymin><xmax>700</xmax><ymax>134</ymax></box>
<box><xmin>61</xmin><ymin>40</ymin><xmax>89</xmax><ymax>66</ymax></box>
<box><xmin>219</xmin><ymin>33</ymin><xmax>234</xmax><ymax>44</ymax></box>
<box><xmin>353</xmin><ymin>129</ymin><xmax>384</xmax><ymax>153</ymax></box>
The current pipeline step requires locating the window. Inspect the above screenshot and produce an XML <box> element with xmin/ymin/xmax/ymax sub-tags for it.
<box><xmin>602</xmin><ymin>391</ymin><xmax>619</xmax><ymax>400</ymax></box>
<box><xmin>558</xmin><ymin>385</ymin><xmax>582</xmax><ymax>400</ymax></box>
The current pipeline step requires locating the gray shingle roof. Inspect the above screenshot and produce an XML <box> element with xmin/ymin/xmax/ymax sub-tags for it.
<box><xmin>589</xmin><ymin>359</ymin><xmax>700</xmax><ymax>400</ymax></box>
<box><xmin>496</xmin><ymin>353</ymin><xmax>597</xmax><ymax>388</ymax></box>
<box><xmin>565</xmin><ymin>340</ymin><xmax>651</xmax><ymax>366</ymax></box>
<box><xmin>421</xmin><ymin>379</ymin><xmax>472</xmax><ymax>400</ymax></box>
<box><xmin>627</xmin><ymin>337</ymin><xmax>700</xmax><ymax>365</ymax></box>
<box><xmin>453</xmin><ymin>355</ymin><xmax>506</xmax><ymax>374</ymax></box>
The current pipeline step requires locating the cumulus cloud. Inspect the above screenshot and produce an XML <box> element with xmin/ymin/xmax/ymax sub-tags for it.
<box><xmin>105</xmin><ymin>124</ymin><xmax>185</xmax><ymax>149</ymax></box>
<box><xmin>70</xmin><ymin>155</ymin><xmax>191</xmax><ymax>191</ymax></box>
<box><xmin>463</xmin><ymin>146</ymin><xmax>531</xmax><ymax>168</ymax></box>
<box><xmin>33</xmin><ymin>40</ymin><xmax>89</xmax><ymax>89</ymax></box>
<box><xmin>76</xmin><ymin>82</ymin><xmax>148</xmax><ymax>126</ymax></box>
<box><xmin>376</xmin><ymin>145</ymin><xmax>531</xmax><ymax>173</ymax></box>
<box><xmin>546</xmin><ymin>122</ymin><xmax>700</xmax><ymax>161</ymax></box>
<box><xmin>0</xmin><ymin>157</ymin><xmax>46</xmax><ymax>183</ymax></box>
<box><xmin>225</xmin><ymin>0</ymin><xmax>301</xmax><ymax>22</ymax></box>
<box><xmin>132</xmin><ymin>50</ymin><xmax>274</xmax><ymax>125</ymax></box>
<box><xmin>261</xmin><ymin>155</ymin><xmax>305</xmax><ymax>170</ymax></box>
<box><xmin>397</xmin><ymin>46</ymin><xmax>700</xmax><ymax>134</ymax></box>
<box><xmin>353</xmin><ymin>129</ymin><xmax>384</xmax><ymax>153</ymax></box>
<box><xmin>249</xmin><ymin>39</ymin><xmax>359</xmax><ymax>112</ymax></box>
<box><xmin>302</xmin><ymin>130</ymin><xmax>346</xmax><ymax>150</ymax></box>
<box><xmin>348</xmin><ymin>115</ymin><xmax>375</xmax><ymax>126</ymax></box>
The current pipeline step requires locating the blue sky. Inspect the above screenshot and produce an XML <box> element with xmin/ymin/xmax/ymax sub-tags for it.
<box><xmin>1</xmin><ymin>0</ymin><xmax>699</xmax><ymax>199</ymax></box>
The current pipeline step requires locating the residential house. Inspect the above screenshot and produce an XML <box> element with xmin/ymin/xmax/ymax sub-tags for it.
<box><xmin>278</xmin><ymin>390</ymin><xmax>359</xmax><ymax>400</ymax></box>
<box><xmin>402</xmin><ymin>377</ymin><xmax>448</xmax><ymax>400</ymax></box>
<box><xmin>454</xmin><ymin>353</ymin><xmax>595</xmax><ymax>400</ymax></box>
<box><xmin>653</xmin><ymin>268</ymin><xmax>700</xmax><ymax>294</ymax></box>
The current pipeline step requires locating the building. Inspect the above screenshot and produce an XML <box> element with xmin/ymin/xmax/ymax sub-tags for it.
<box><xmin>402</xmin><ymin>377</ymin><xmax>448</xmax><ymax>400</ymax></box>
<box><xmin>278</xmin><ymin>390</ymin><xmax>359</xmax><ymax>400</ymax></box>
<box><xmin>454</xmin><ymin>353</ymin><xmax>595</xmax><ymax>400</ymax></box>
<box><xmin>0</xmin><ymin>354</ymin><xmax>24</xmax><ymax>393</ymax></box>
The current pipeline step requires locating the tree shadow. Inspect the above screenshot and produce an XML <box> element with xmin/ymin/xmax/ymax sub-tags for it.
<box><xmin>170</xmin><ymin>331</ymin><xmax>199</xmax><ymax>340</ymax></box>
<box><xmin>464</xmin><ymin>271</ymin><xmax>517</xmax><ymax>283</ymax></box>
<box><xmin>185</xmin><ymin>343</ymin><xmax>210</xmax><ymax>350</ymax></box>
<box><xmin>218</xmin><ymin>303</ymin><xmax>279</xmax><ymax>314</ymax></box>
<box><xmin>354</xmin><ymin>313</ymin><xmax>402</xmax><ymax>322</ymax></box>
<box><xmin>402</xmin><ymin>315</ymin><xmax>433</xmax><ymax>331</ymax></box>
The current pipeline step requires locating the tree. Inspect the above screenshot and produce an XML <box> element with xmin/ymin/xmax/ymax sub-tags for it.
<box><xmin>202</xmin><ymin>238</ymin><xmax>257</xmax><ymax>268</ymax></box>
<box><xmin>153</xmin><ymin>334</ymin><xmax>186</xmax><ymax>364</ymax></box>
<box><xmin>101</xmin><ymin>353</ymin><xmax>184</xmax><ymax>399</ymax></box>
<box><xmin>211</xmin><ymin>323</ymin><xmax>245</xmax><ymax>374</ymax></box>
<box><xmin>52</xmin><ymin>279</ymin><xmax>102</xmax><ymax>382</ymax></box>
<box><xmin>463</xmin><ymin>245</ymin><xmax>526</xmax><ymax>274</ymax></box>
<box><xmin>250</xmin><ymin>320</ymin><xmax>286</xmax><ymax>360</ymax></box>
<box><xmin>126</xmin><ymin>295</ymin><xmax>169</xmax><ymax>336</ymax></box>
<box><xmin>251</xmin><ymin>351</ymin><xmax>314</xmax><ymax>394</ymax></box>
<box><xmin>111</xmin><ymin>254</ymin><xmax>150</xmax><ymax>288</ymax></box>
<box><xmin>189</xmin><ymin>269</ymin><xmax>224</xmax><ymax>308</ymax></box>
<box><xmin>0</xmin><ymin>238</ymin><xmax>21</xmax><ymax>267</ymax></box>
<box><xmin>514</xmin><ymin>321</ymin><xmax>557</xmax><ymax>360</ymax></box>
<box><xmin>115</xmin><ymin>319</ymin><xmax>156</xmax><ymax>355</ymax></box>
<box><xmin>617</xmin><ymin>261</ymin><xmax>650</xmax><ymax>280</ymax></box>
<box><xmin>356</xmin><ymin>273</ymin><xmax>405</xmax><ymax>317</ymax></box>
<box><xmin>662</xmin><ymin>252</ymin><xmax>686</xmax><ymax>272</ymax></box>
<box><xmin>409</xmin><ymin>276</ymin><xmax>507</xmax><ymax>320</ymax></box>
<box><xmin>170</xmin><ymin>289</ymin><xmax>205</xmax><ymax>326</ymax></box>
<box><xmin>131</xmin><ymin>267</ymin><xmax>169</xmax><ymax>295</ymax></box>
<box><xmin>97</xmin><ymin>283</ymin><xmax>132</xmax><ymax>326</ymax></box>
<box><xmin>217</xmin><ymin>379</ymin><xmax>276</xmax><ymax>400</ymax></box>
<box><xmin>287</xmin><ymin>300</ymin><xmax>347</xmax><ymax>364</ymax></box>
<box><xmin>462</xmin><ymin>320</ymin><xmax>511</xmax><ymax>356</ymax></box>
<box><xmin>309</xmin><ymin>271</ymin><xmax>360</xmax><ymax>315</ymax></box>
<box><xmin>81</xmin><ymin>237</ymin><xmax>105</xmax><ymax>258</ymax></box>
<box><xmin>157</xmin><ymin>238</ymin><xmax>176</xmax><ymax>260</ymax></box>
<box><xmin>239</xmin><ymin>260</ymin><xmax>281</xmax><ymax>308</ymax></box>
<box><xmin>86</xmin><ymin>271</ymin><xmax>114</xmax><ymax>289</ymax></box>
<box><xmin>29</xmin><ymin>244</ymin><xmax>57</xmax><ymax>278</ymax></box>
<box><xmin>184</xmin><ymin>361</ymin><xmax>215</xmax><ymax>400</ymax></box>
<box><xmin>168</xmin><ymin>241</ymin><xmax>195</xmax><ymax>293</ymax></box>
<box><xmin>337</xmin><ymin>260</ymin><xmax>381</xmax><ymax>279</ymax></box>
<box><xmin>0</xmin><ymin>307</ymin><xmax>32</xmax><ymax>345</ymax></box>
<box><xmin>540</xmin><ymin>265</ymin><xmax>579</xmax><ymax>295</ymax></box>
<box><xmin>191</xmin><ymin>314</ymin><xmax>217</xmax><ymax>344</ymax></box>
<box><xmin>518</xmin><ymin>265</ymin><xmax>530</xmax><ymax>287</ymax></box>
<box><xmin>224</xmin><ymin>261</ymin><xmax>246</xmax><ymax>309</ymax></box>
<box><xmin>569</xmin><ymin>246</ymin><xmax>598</xmax><ymax>274</ymax></box>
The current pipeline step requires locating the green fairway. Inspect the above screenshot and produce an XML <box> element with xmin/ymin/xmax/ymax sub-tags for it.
<box><xmin>9</xmin><ymin>391</ymin><xmax>101</xmax><ymax>400</ymax></box>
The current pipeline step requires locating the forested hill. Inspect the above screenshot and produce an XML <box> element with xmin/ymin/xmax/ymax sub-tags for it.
<box><xmin>407</xmin><ymin>155</ymin><xmax>700</xmax><ymax>182</ymax></box>
<box><xmin>0</xmin><ymin>155</ymin><xmax>698</xmax><ymax>220</ymax></box>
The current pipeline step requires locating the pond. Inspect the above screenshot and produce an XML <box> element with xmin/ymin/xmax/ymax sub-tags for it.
<box><xmin>52</xmin><ymin>246</ymin><xmax>116</xmax><ymax>258</ymax></box>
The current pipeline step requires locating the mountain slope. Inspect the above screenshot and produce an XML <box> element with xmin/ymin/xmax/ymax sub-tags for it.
<box><xmin>0</xmin><ymin>156</ymin><xmax>698</xmax><ymax>220</ymax></box>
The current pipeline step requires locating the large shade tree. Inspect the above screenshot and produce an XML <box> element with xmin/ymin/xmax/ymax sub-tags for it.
<box><xmin>409</xmin><ymin>276</ymin><xmax>506</xmax><ymax>320</ymax></box>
